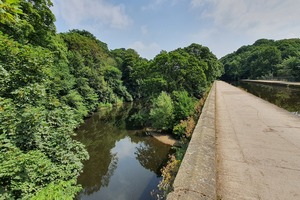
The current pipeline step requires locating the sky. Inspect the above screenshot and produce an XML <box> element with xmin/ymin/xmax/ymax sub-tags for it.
<box><xmin>51</xmin><ymin>0</ymin><xmax>300</xmax><ymax>59</ymax></box>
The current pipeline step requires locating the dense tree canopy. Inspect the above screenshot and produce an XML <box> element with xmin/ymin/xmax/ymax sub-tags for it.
<box><xmin>112</xmin><ymin>44</ymin><xmax>223</xmax><ymax>99</ymax></box>
<box><xmin>221</xmin><ymin>38</ymin><xmax>300</xmax><ymax>81</ymax></box>
<box><xmin>0</xmin><ymin>31</ymin><xmax>88</xmax><ymax>200</ymax></box>
<box><xmin>0</xmin><ymin>0</ymin><xmax>23</xmax><ymax>24</ymax></box>
<box><xmin>0</xmin><ymin>0</ymin><xmax>56</xmax><ymax>46</ymax></box>
<box><xmin>60</xmin><ymin>30</ymin><xmax>132</xmax><ymax>103</ymax></box>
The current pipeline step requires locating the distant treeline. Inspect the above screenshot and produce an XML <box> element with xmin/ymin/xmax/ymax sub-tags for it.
<box><xmin>0</xmin><ymin>0</ymin><xmax>223</xmax><ymax>199</ymax></box>
<box><xmin>221</xmin><ymin>38</ymin><xmax>300</xmax><ymax>81</ymax></box>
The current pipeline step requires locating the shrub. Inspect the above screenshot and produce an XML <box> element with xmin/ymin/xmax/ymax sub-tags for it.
<box><xmin>150</xmin><ymin>92</ymin><xmax>174</xmax><ymax>130</ymax></box>
<box><xmin>173</xmin><ymin>122</ymin><xmax>187</xmax><ymax>137</ymax></box>
<box><xmin>173</xmin><ymin>117</ymin><xmax>196</xmax><ymax>138</ymax></box>
<box><xmin>158</xmin><ymin>155</ymin><xmax>180</xmax><ymax>194</ymax></box>
<box><xmin>32</xmin><ymin>180</ymin><xmax>81</xmax><ymax>200</ymax></box>
<box><xmin>172</xmin><ymin>90</ymin><xmax>196</xmax><ymax>122</ymax></box>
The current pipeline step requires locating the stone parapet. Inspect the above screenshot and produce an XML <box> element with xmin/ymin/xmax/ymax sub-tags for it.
<box><xmin>167</xmin><ymin>82</ymin><xmax>217</xmax><ymax>200</ymax></box>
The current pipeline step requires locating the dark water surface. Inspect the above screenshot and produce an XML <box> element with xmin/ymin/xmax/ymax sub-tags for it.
<box><xmin>74</xmin><ymin>104</ymin><xmax>171</xmax><ymax>200</ymax></box>
<box><xmin>232</xmin><ymin>81</ymin><xmax>300</xmax><ymax>115</ymax></box>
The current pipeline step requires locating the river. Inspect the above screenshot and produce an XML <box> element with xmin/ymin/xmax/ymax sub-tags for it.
<box><xmin>74</xmin><ymin>103</ymin><xmax>171</xmax><ymax>200</ymax></box>
<box><xmin>232</xmin><ymin>81</ymin><xmax>300</xmax><ymax>116</ymax></box>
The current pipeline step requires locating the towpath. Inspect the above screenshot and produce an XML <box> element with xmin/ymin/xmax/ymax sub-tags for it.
<box><xmin>216</xmin><ymin>81</ymin><xmax>300</xmax><ymax>199</ymax></box>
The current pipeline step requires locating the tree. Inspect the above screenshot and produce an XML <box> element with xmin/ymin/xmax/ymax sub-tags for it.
<box><xmin>0</xmin><ymin>32</ymin><xmax>88</xmax><ymax>199</ymax></box>
<box><xmin>221</xmin><ymin>38</ymin><xmax>300</xmax><ymax>81</ymax></box>
<box><xmin>150</xmin><ymin>92</ymin><xmax>174</xmax><ymax>130</ymax></box>
<box><xmin>140</xmin><ymin>44</ymin><xmax>221</xmax><ymax>99</ymax></box>
<box><xmin>172</xmin><ymin>90</ymin><xmax>196</xmax><ymax>122</ymax></box>
<box><xmin>246</xmin><ymin>46</ymin><xmax>281</xmax><ymax>79</ymax></box>
<box><xmin>184</xmin><ymin>43</ymin><xmax>223</xmax><ymax>84</ymax></box>
<box><xmin>61</xmin><ymin>30</ymin><xmax>132</xmax><ymax>104</ymax></box>
<box><xmin>0</xmin><ymin>0</ymin><xmax>23</xmax><ymax>24</ymax></box>
<box><xmin>278</xmin><ymin>56</ymin><xmax>300</xmax><ymax>81</ymax></box>
<box><xmin>111</xmin><ymin>48</ymin><xmax>147</xmax><ymax>98</ymax></box>
<box><xmin>103</xmin><ymin>66</ymin><xmax>133</xmax><ymax>102</ymax></box>
<box><xmin>0</xmin><ymin>0</ymin><xmax>56</xmax><ymax>46</ymax></box>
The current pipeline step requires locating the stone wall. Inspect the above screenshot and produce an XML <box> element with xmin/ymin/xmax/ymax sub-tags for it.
<box><xmin>167</xmin><ymin>82</ymin><xmax>217</xmax><ymax>200</ymax></box>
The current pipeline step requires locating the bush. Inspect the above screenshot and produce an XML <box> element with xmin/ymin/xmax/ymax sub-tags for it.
<box><xmin>173</xmin><ymin>116</ymin><xmax>196</xmax><ymax>138</ymax></box>
<box><xmin>158</xmin><ymin>155</ymin><xmax>180</xmax><ymax>194</ymax></box>
<box><xmin>32</xmin><ymin>180</ymin><xmax>81</xmax><ymax>200</ymax></box>
<box><xmin>172</xmin><ymin>90</ymin><xmax>196</xmax><ymax>122</ymax></box>
<box><xmin>173</xmin><ymin>122</ymin><xmax>186</xmax><ymax>137</ymax></box>
<box><xmin>149</xmin><ymin>92</ymin><xmax>174</xmax><ymax>130</ymax></box>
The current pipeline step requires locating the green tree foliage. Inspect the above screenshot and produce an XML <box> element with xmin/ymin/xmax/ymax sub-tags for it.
<box><xmin>0</xmin><ymin>0</ymin><xmax>23</xmax><ymax>24</ymax></box>
<box><xmin>221</xmin><ymin>38</ymin><xmax>300</xmax><ymax>81</ymax></box>
<box><xmin>150</xmin><ymin>92</ymin><xmax>174</xmax><ymax>130</ymax></box>
<box><xmin>61</xmin><ymin>30</ymin><xmax>132</xmax><ymax>104</ymax></box>
<box><xmin>0</xmin><ymin>0</ymin><xmax>56</xmax><ymax>46</ymax></box>
<box><xmin>112</xmin><ymin>44</ymin><xmax>223</xmax><ymax>99</ymax></box>
<box><xmin>172</xmin><ymin>90</ymin><xmax>196</xmax><ymax>122</ymax></box>
<box><xmin>184</xmin><ymin>43</ymin><xmax>224</xmax><ymax>84</ymax></box>
<box><xmin>111</xmin><ymin>48</ymin><xmax>148</xmax><ymax>98</ymax></box>
<box><xmin>148</xmin><ymin>90</ymin><xmax>198</xmax><ymax>137</ymax></box>
<box><xmin>246</xmin><ymin>46</ymin><xmax>281</xmax><ymax>79</ymax></box>
<box><xmin>103</xmin><ymin>66</ymin><xmax>133</xmax><ymax>102</ymax></box>
<box><xmin>0</xmin><ymin>33</ymin><xmax>88</xmax><ymax>199</ymax></box>
<box><xmin>31</xmin><ymin>180</ymin><xmax>81</xmax><ymax>200</ymax></box>
<box><xmin>277</xmin><ymin>56</ymin><xmax>300</xmax><ymax>81</ymax></box>
<box><xmin>135</xmin><ymin>44</ymin><xmax>222</xmax><ymax>98</ymax></box>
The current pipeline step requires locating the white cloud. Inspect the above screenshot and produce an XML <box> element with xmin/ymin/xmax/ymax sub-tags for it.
<box><xmin>52</xmin><ymin>0</ymin><xmax>132</xmax><ymax>29</ymax></box>
<box><xmin>191</xmin><ymin>0</ymin><xmax>300</xmax><ymax>38</ymax></box>
<box><xmin>188</xmin><ymin>0</ymin><xmax>300</xmax><ymax>57</ymax></box>
<box><xmin>128</xmin><ymin>41</ymin><xmax>160</xmax><ymax>59</ymax></box>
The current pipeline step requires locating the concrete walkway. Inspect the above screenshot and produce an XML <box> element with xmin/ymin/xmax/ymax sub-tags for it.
<box><xmin>216</xmin><ymin>81</ymin><xmax>300</xmax><ymax>199</ymax></box>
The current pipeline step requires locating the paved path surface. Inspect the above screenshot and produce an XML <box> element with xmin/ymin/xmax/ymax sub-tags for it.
<box><xmin>216</xmin><ymin>81</ymin><xmax>300</xmax><ymax>200</ymax></box>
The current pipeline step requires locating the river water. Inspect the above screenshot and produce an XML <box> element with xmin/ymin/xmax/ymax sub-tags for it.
<box><xmin>232</xmin><ymin>81</ymin><xmax>300</xmax><ymax>115</ymax></box>
<box><xmin>74</xmin><ymin>103</ymin><xmax>171</xmax><ymax>200</ymax></box>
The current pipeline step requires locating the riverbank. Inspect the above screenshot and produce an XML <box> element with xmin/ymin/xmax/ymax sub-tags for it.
<box><xmin>241</xmin><ymin>79</ymin><xmax>300</xmax><ymax>87</ymax></box>
<box><xmin>150</xmin><ymin>132</ymin><xmax>180</xmax><ymax>146</ymax></box>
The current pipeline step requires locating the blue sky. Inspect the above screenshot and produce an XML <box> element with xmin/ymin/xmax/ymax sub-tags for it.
<box><xmin>51</xmin><ymin>0</ymin><xmax>300</xmax><ymax>59</ymax></box>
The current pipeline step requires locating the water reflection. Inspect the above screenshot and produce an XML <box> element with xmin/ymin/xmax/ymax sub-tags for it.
<box><xmin>74</xmin><ymin>103</ymin><xmax>171</xmax><ymax>200</ymax></box>
<box><xmin>232</xmin><ymin>82</ymin><xmax>300</xmax><ymax>114</ymax></box>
